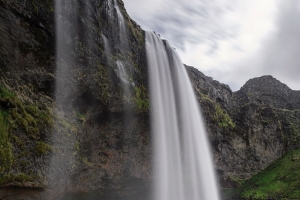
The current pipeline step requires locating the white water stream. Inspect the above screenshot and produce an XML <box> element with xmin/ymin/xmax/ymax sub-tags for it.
<box><xmin>146</xmin><ymin>31</ymin><xmax>220</xmax><ymax>200</ymax></box>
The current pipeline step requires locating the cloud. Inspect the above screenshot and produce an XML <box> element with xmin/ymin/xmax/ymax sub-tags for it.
<box><xmin>261</xmin><ymin>0</ymin><xmax>300</xmax><ymax>89</ymax></box>
<box><xmin>123</xmin><ymin>0</ymin><xmax>300</xmax><ymax>91</ymax></box>
<box><xmin>209</xmin><ymin>0</ymin><xmax>300</xmax><ymax>91</ymax></box>
<box><xmin>124</xmin><ymin>0</ymin><xmax>239</xmax><ymax>49</ymax></box>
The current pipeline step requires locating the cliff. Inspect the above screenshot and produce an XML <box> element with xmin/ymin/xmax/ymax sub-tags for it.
<box><xmin>187</xmin><ymin>66</ymin><xmax>300</xmax><ymax>187</ymax></box>
<box><xmin>0</xmin><ymin>0</ymin><xmax>299</xmax><ymax>199</ymax></box>
<box><xmin>0</xmin><ymin>0</ymin><xmax>150</xmax><ymax>199</ymax></box>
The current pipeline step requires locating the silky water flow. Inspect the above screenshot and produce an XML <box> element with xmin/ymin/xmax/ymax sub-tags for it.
<box><xmin>146</xmin><ymin>31</ymin><xmax>220</xmax><ymax>200</ymax></box>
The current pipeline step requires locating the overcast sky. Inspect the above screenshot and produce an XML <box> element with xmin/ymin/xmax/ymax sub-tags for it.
<box><xmin>122</xmin><ymin>0</ymin><xmax>300</xmax><ymax>91</ymax></box>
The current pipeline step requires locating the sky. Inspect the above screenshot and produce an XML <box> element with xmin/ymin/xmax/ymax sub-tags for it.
<box><xmin>122</xmin><ymin>0</ymin><xmax>300</xmax><ymax>91</ymax></box>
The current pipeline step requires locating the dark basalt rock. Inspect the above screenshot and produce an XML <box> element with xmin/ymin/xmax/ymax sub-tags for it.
<box><xmin>0</xmin><ymin>0</ymin><xmax>149</xmax><ymax>199</ymax></box>
<box><xmin>0</xmin><ymin>0</ymin><xmax>299</xmax><ymax>199</ymax></box>
<box><xmin>237</xmin><ymin>75</ymin><xmax>300</xmax><ymax>110</ymax></box>
<box><xmin>186</xmin><ymin>68</ymin><xmax>300</xmax><ymax>188</ymax></box>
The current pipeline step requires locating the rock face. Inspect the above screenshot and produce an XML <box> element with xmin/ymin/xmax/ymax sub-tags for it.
<box><xmin>0</xmin><ymin>0</ymin><xmax>300</xmax><ymax>199</ymax></box>
<box><xmin>0</xmin><ymin>0</ymin><xmax>150</xmax><ymax>199</ymax></box>
<box><xmin>238</xmin><ymin>75</ymin><xmax>300</xmax><ymax>110</ymax></box>
<box><xmin>186</xmin><ymin>67</ymin><xmax>300</xmax><ymax>187</ymax></box>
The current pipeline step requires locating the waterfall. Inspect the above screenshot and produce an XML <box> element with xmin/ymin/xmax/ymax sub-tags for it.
<box><xmin>101</xmin><ymin>34</ymin><xmax>112</xmax><ymax>64</ymax></box>
<box><xmin>103</xmin><ymin>0</ymin><xmax>131</xmax><ymax>98</ymax></box>
<box><xmin>113</xmin><ymin>0</ymin><xmax>127</xmax><ymax>49</ymax></box>
<box><xmin>113</xmin><ymin>0</ymin><xmax>130</xmax><ymax>93</ymax></box>
<box><xmin>146</xmin><ymin>31</ymin><xmax>220</xmax><ymax>200</ymax></box>
<box><xmin>48</xmin><ymin>0</ymin><xmax>79</xmax><ymax>191</ymax></box>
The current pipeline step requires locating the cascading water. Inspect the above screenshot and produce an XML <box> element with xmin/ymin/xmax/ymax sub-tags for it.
<box><xmin>47</xmin><ymin>0</ymin><xmax>79</xmax><ymax>190</ymax></box>
<box><xmin>101</xmin><ymin>34</ymin><xmax>112</xmax><ymax>64</ymax></box>
<box><xmin>103</xmin><ymin>0</ymin><xmax>131</xmax><ymax>97</ymax></box>
<box><xmin>146</xmin><ymin>31</ymin><xmax>220</xmax><ymax>200</ymax></box>
<box><xmin>113</xmin><ymin>0</ymin><xmax>127</xmax><ymax>48</ymax></box>
<box><xmin>113</xmin><ymin>0</ymin><xmax>131</xmax><ymax>90</ymax></box>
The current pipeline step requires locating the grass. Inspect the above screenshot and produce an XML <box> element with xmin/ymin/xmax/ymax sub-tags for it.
<box><xmin>232</xmin><ymin>149</ymin><xmax>300</xmax><ymax>199</ymax></box>
<box><xmin>0</xmin><ymin>84</ymin><xmax>53</xmax><ymax>185</ymax></box>
<box><xmin>0</xmin><ymin>111</ymin><xmax>14</xmax><ymax>172</ymax></box>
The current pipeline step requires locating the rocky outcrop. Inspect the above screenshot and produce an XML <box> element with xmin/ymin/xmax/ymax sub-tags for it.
<box><xmin>0</xmin><ymin>0</ymin><xmax>299</xmax><ymax>199</ymax></box>
<box><xmin>186</xmin><ymin>65</ymin><xmax>232</xmax><ymax>110</ymax></box>
<box><xmin>0</xmin><ymin>0</ymin><xmax>150</xmax><ymax>199</ymax></box>
<box><xmin>237</xmin><ymin>75</ymin><xmax>300</xmax><ymax>110</ymax></box>
<box><xmin>186</xmin><ymin>67</ymin><xmax>300</xmax><ymax>188</ymax></box>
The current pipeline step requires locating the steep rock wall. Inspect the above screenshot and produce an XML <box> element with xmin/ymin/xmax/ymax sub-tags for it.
<box><xmin>0</xmin><ymin>0</ymin><xmax>300</xmax><ymax>199</ymax></box>
<box><xmin>187</xmin><ymin>66</ymin><xmax>300</xmax><ymax>187</ymax></box>
<box><xmin>0</xmin><ymin>0</ymin><xmax>150</xmax><ymax>199</ymax></box>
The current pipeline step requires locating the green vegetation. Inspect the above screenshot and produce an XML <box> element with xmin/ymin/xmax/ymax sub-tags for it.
<box><xmin>75</xmin><ymin>111</ymin><xmax>86</xmax><ymax>122</ymax></box>
<box><xmin>0</xmin><ymin>86</ymin><xmax>16</xmax><ymax>176</ymax></box>
<box><xmin>0</xmin><ymin>111</ymin><xmax>14</xmax><ymax>173</ymax></box>
<box><xmin>133</xmin><ymin>86</ymin><xmax>149</xmax><ymax>113</ymax></box>
<box><xmin>199</xmin><ymin>93</ymin><xmax>235</xmax><ymax>130</ymax></box>
<box><xmin>94</xmin><ymin>64</ymin><xmax>110</xmax><ymax>103</ymax></box>
<box><xmin>233</xmin><ymin>149</ymin><xmax>300</xmax><ymax>199</ymax></box>
<box><xmin>0</xmin><ymin>173</ymin><xmax>35</xmax><ymax>185</ymax></box>
<box><xmin>214</xmin><ymin>104</ymin><xmax>235</xmax><ymax>128</ymax></box>
<box><xmin>227</xmin><ymin>175</ymin><xmax>245</xmax><ymax>187</ymax></box>
<box><xmin>0</xmin><ymin>84</ymin><xmax>53</xmax><ymax>184</ymax></box>
<box><xmin>36</xmin><ymin>141</ymin><xmax>53</xmax><ymax>156</ymax></box>
<box><xmin>126</xmin><ymin>19</ymin><xmax>144</xmax><ymax>44</ymax></box>
<box><xmin>31</xmin><ymin>0</ymin><xmax>54</xmax><ymax>14</ymax></box>
<box><xmin>276</xmin><ymin>109</ymin><xmax>300</xmax><ymax>146</ymax></box>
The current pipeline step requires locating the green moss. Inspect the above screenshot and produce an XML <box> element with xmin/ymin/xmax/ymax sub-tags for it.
<box><xmin>126</xmin><ymin>20</ymin><xmax>144</xmax><ymax>44</ymax></box>
<box><xmin>75</xmin><ymin>141</ymin><xmax>80</xmax><ymax>151</ymax></box>
<box><xmin>276</xmin><ymin>109</ymin><xmax>300</xmax><ymax>147</ymax></box>
<box><xmin>227</xmin><ymin>175</ymin><xmax>245</xmax><ymax>187</ymax></box>
<box><xmin>0</xmin><ymin>85</ymin><xmax>14</xmax><ymax>98</ymax></box>
<box><xmin>95</xmin><ymin>64</ymin><xmax>110</xmax><ymax>103</ymax></box>
<box><xmin>75</xmin><ymin>112</ymin><xmax>86</xmax><ymax>122</ymax></box>
<box><xmin>80</xmin><ymin>157</ymin><xmax>93</xmax><ymax>167</ymax></box>
<box><xmin>56</xmin><ymin>114</ymin><xmax>78</xmax><ymax>136</ymax></box>
<box><xmin>31</xmin><ymin>0</ymin><xmax>54</xmax><ymax>14</ymax></box>
<box><xmin>234</xmin><ymin>149</ymin><xmax>300</xmax><ymax>199</ymax></box>
<box><xmin>0</xmin><ymin>173</ymin><xmax>35</xmax><ymax>185</ymax></box>
<box><xmin>199</xmin><ymin>93</ymin><xmax>236</xmax><ymax>131</ymax></box>
<box><xmin>0</xmin><ymin>84</ymin><xmax>53</xmax><ymax>184</ymax></box>
<box><xmin>133</xmin><ymin>86</ymin><xmax>149</xmax><ymax>113</ymax></box>
<box><xmin>200</xmin><ymin>94</ymin><xmax>214</xmax><ymax>103</ymax></box>
<box><xmin>0</xmin><ymin>111</ymin><xmax>14</xmax><ymax>172</ymax></box>
<box><xmin>214</xmin><ymin>104</ymin><xmax>235</xmax><ymax>128</ymax></box>
<box><xmin>11</xmin><ymin>173</ymin><xmax>35</xmax><ymax>182</ymax></box>
<box><xmin>36</xmin><ymin>141</ymin><xmax>53</xmax><ymax>156</ymax></box>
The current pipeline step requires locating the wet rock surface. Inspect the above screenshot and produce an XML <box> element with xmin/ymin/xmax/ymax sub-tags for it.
<box><xmin>187</xmin><ymin>66</ymin><xmax>300</xmax><ymax>187</ymax></box>
<box><xmin>0</xmin><ymin>0</ymin><xmax>299</xmax><ymax>199</ymax></box>
<box><xmin>0</xmin><ymin>0</ymin><xmax>149</xmax><ymax>199</ymax></box>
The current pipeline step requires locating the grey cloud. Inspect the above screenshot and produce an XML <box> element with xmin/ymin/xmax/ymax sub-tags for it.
<box><xmin>124</xmin><ymin>0</ymin><xmax>300</xmax><ymax>91</ymax></box>
<box><xmin>262</xmin><ymin>0</ymin><xmax>300</xmax><ymax>83</ymax></box>
<box><xmin>203</xmin><ymin>0</ymin><xmax>300</xmax><ymax>91</ymax></box>
<box><xmin>124</xmin><ymin>0</ymin><xmax>239</xmax><ymax>51</ymax></box>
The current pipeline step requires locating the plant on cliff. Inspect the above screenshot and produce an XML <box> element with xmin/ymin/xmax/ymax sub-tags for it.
<box><xmin>134</xmin><ymin>86</ymin><xmax>149</xmax><ymax>113</ymax></box>
<box><xmin>233</xmin><ymin>149</ymin><xmax>300</xmax><ymax>199</ymax></box>
<box><xmin>214</xmin><ymin>104</ymin><xmax>235</xmax><ymax>128</ymax></box>
<box><xmin>0</xmin><ymin>84</ymin><xmax>53</xmax><ymax>184</ymax></box>
<box><xmin>0</xmin><ymin>86</ymin><xmax>15</xmax><ymax>175</ymax></box>
<box><xmin>0</xmin><ymin>111</ymin><xmax>14</xmax><ymax>173</ymax></box>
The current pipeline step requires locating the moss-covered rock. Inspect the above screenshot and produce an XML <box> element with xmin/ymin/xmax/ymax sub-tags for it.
<box><xmin>1</xmin><ymin>0</ymin><xmax>149</xmax><ymax>198</ymax></box>
<box><xmin>0</xmin><ymin>84</ymin><xmax>53</xmax><ymax>186</ymax></box>
<box><xmin>186</xmin><ymin>65</ymin><xmax>300</xmax><ymax>189</ymax></box>
<box><xmin>228</xmin><ymin>149</ymin><xmax>300</xmax><ymax>199</ymax></box>
<box><xmin>1</xmin><ymin>0</ymin><xmax>300</xmax><ymax>199</ymax></box>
